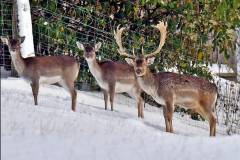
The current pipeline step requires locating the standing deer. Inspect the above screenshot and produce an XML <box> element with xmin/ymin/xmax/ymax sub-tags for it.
<box><xmin>76</xmin><ymin>41</ymin><xmax>144</xmax><ymax>118</ymax></box>
<box><xmin>1</xmin><ymin>36</ymin><xmax>80</xmax><ymax>111</ymax></box>
<box><xmin>114</xmin><ymin>21</ymin><xmax>217</xmax><ymax>136</ymax></box>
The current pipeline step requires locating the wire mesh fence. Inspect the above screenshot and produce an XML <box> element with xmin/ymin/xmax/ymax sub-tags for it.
<box><xmin>0</xmin><ymin>0</ymin><xmax>12</xmax><ymax>71</ymax></box>
<box><xmin>0</xmin><ymin>0</ymin><xmax>239</xmax><ymax>135</ymax></box>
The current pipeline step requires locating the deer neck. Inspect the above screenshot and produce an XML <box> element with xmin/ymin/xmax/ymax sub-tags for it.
<box><xmin>86</xmin><ymin>58</ymin><xmax>102</xmax><ymax>80</ymax></box>
<box><xmin>9</xmin><ymin>49</ymin><xmax>26</xmax><ymax>75</ymax></box>
<box><xmin>136</xmin><ymin>69</ymin><xmax>157</xmax><ymax>97</ymax></box>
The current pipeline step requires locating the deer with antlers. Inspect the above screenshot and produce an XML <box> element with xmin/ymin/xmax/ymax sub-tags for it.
<box><xmin>1</xmin><ymin>36</ymin><xmax>80</xmax><ymax>111</ymax></box>
<box><xmin>114</xmin><ymin>21</ymin><xmax>218</xmax><ymax>136</ymax></box>
<box><xmin>76</xmin><ymin>41</ymin><xmax>144</xmax><ymax>118</ymax></box>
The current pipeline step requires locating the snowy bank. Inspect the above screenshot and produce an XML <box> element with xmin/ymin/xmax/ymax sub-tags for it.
<box><xmin>1</xmin><ymin>78</ymin><xmax>240</xmax><ymax>160</ymax></box>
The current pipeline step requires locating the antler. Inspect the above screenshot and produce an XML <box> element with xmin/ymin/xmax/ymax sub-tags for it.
<box><xmin>145</xmin><ymin>21</ymin><xmax>167</xmax><ymax>58</ymax></box>
<box><xmin>113</xmin><ymin>25</ymin><xmax>135</xmax><ymax>58</ymax></box>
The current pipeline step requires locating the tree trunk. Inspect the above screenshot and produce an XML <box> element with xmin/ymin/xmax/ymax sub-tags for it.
<box><xmin>11</xmin><ymin>0</ymin><xmax>35</xmax><ymax>76</ymax></box>
<box><xmin>11</xmin><ymin>0</ymin><xmax>18</xmax><ymax>77</ymax></box>
<box><xmin>17</xmin><ymin>0</ymin><xmax>35</xmax><ymax>57</ymax></box>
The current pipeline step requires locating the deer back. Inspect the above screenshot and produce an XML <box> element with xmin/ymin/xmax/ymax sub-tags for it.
<box><xmin>23</xmin><ymin>56</ymin><xmax>79</xmax><ymax>80</ymax></box>
<box><xmin>154</xmin><ymin>72</ymin><xmax>217</xmax><ymax>94</ymax></box>
<box><xmin>98</xmin><ymin>60</ymin><xmax>136</xmax><ymax>84</ymax></box>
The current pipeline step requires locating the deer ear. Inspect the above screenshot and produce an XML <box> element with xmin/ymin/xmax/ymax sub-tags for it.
<box><xmin>19</xmin><ymin>36</ymin><xmax>25</xmax><ymax>44</ymax></box>
<box><xmin>76</xmin><ymin>41</ymin><xmax>84</xmax><ymax>50</ymax></box>
<box><xmin>0</xmin><ymin>36</ymin><xmax>9</xmax><ymax>45</ymax></box>
<box><xmin>95</xmin><ymin>42</ymin><xmax>102</xmax><ymax>52</ymax></box>
<box><xmin>146</xmin><ymin>57</ymin><xmax>155</xmax><ymax>65</ymax></box>
<box><xmin>125</xmin><ymin>58</ymin><xmax>134</xmax><ymax>66</ymax></box>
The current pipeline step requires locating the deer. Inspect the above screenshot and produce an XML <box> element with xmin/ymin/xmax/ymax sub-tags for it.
<box><xmin>76</xmin><ymin>41</ymin><xmax>144</xmax><ymax>118</ymax></box>
<box><xmin>1</xmin><ymin>36</ymin><xmax>80</xmax><ymax>111</ymax></box>
<box><xmin>114</xmin><ymin>21</ymin><xmax>218</xmax><ymax>136</ymax></box>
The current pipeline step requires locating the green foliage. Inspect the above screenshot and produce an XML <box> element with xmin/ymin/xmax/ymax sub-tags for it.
<box><xmin>0</xmin><ymin>2</ymin><xmax>13</xmax><ymax>37</ymax></box>
<box><xmin>190</xmin><ymin>112</ymin><xmax>205</xmax><ymax>121</ymax></box>
<box><xmin>29</xmin><ymin>0</ymin><xmax>239</xmax><ymax>85</ymax></box>
<box><xmin>175</xmin><ymin>106</ymin><xmax>205</xmax><ymax>121</ymax></box>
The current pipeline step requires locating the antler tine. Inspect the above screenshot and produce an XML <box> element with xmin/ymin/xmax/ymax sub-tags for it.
<box><xmin>141</xmin><ymin>46</ymin><xmax>144</xmax><ymax>55</ymax></box>
<box><xmin>113</xmin><ymin>25</ymin><xmax>135</xmax><ymax>58</ymax></box>
<box><xmin>132</xmin><ymin>47</ymin><xmax>136</xmax><ymax>57</ymax></box>
<box><xmin>145</xmin><ymin>21</ymin><xmax>167</xmax><ymax>58</ymax></box>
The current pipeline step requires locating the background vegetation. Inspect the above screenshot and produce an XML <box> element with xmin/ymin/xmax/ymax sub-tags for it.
<box><xmin>28</xmin><ymin>0</ymin><xmax>240</xmax><ymax>82</ymax></box>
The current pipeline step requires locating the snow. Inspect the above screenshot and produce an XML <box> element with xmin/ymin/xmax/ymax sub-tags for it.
<box><xmin>1</xmin><ymin>78</ymin><xmax>240</xmax><ymax>160</ymax></box>
<box><xmin>208</xmin><ymin>64</ymin><xmax>234</xmax><ymax>74</ymax></box>
<box><xmin>17</xmin><ymin>0</ymin><xmax>35</xmax><ymax>57</ymax></box>
<box><xmin>166</xmin><ymin>64</ymin><xmax>234</xmax><ymax>74</ymax></box>
<box><xmin>213</xmin><ymin>74</ymin><xmax>240</xmax><ymax>96</ymax></box>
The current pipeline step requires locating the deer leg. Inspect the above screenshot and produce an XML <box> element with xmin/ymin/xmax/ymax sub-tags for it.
<box><xmin>197</xmin><ymin>106</ymin><xmax>216</xmax><ymax>137</ymax></box>
<box><xmin>103</xmin><ymin>89</ymin><xmax>108</xmax><ymax>110</ymax></box>
<box><xmin>136</xmin><ymin>95</ymin><xmax>141</xmax><ymax>118</ymax></box>
<box><xmin>138</xmin><ymin>97</ymin><xmax>144</xmax><ymax>118</ymax></box>
<box><xmin>71</xmin><ymin>89</ymin><xmax>77</xmax><ymax>112</ymax></box>
<box><xmin>128</xmin><ymin>89</ymin><xmax>144</xmax><ymax>118</ymax></box>
<box><xmin>167</xmin><ymin>102</ymin><xmax>174</xmax><ymax>133</ymax></box>
<box><xmin>203</xmin><ymin>110</ymin><xmax>216</xmax><ymax>137</ymax></box>
<box><xmin>69</xmin><ymin>85</ymin><xmax>77</xmax><ymax>112</ymax></box>
<box><xmin>163</xmin><ymin>102</ymin><xmax>174</xmax><ymax>133</ymax></box>
<box><xmin>169</xmin><ymin>114</ymin><xmax>173</xmax><ymax>133</ymax></box>
<box><xmin>209</xmin><ymin>113</ymin><xmax>216</xmax><ymax>136</ymax></box>
<box><xmin>30</xmin><ymin>81</ymin><xmax>39</xmax><ymax>106</ymax></box>
<box><xmin>61</xmin><ymin>80</ymin><xmax>77</xmax><ymax>112</ymax></box>
<box><xmin>209</xmin><ymin>101</ymin><xmax>217</xmax><ymax>137</ymax></box>
<box><xmin>109</xmin><ymin>84</ymin><xmax>115</xmax><ymax>111</ymax></box>
<box><xmin>163</xmin><ymin>106</ymin><xmax>170</xmax><ymax>132</ymax></box>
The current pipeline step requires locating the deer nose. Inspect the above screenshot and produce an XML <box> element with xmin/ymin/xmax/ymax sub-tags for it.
<box><xmin>84</xmin><ymin>53</ymin><xmax>91</xmax><ymax>58</ymax></box>
<box><xmin>136</xmin><ymin>69</ymin><xmax>141</xmax><ymax>74</ymax></box>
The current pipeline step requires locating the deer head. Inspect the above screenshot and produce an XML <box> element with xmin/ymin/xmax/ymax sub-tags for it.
<box><xmin>1</xmin><ymin>36</ymin><xmax>25</xmax><ymax>52</ymax></box>
<box><xmin>76</xmin><ymin>42</ymin><xmax>102</xmax><ymax>61</ymax></box>
<box><xmin>114</xmin><ymin>21</ymin><xmax>167</xmax><ymax>77</ymax></box>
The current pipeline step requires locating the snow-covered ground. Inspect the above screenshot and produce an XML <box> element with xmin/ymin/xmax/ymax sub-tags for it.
<box><xmin>1</xmin><ymin>78</ymin><xmax>240</xmax><ymax>160</ymax></box>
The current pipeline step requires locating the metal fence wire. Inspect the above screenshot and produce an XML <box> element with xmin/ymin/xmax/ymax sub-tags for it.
<box><xmin>0</xmin><ymin>0</ymin><xmax>239</xmax><ymax>135</ymax></box>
